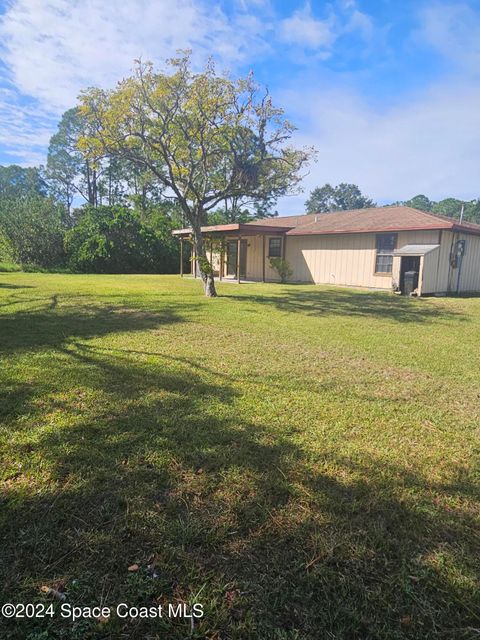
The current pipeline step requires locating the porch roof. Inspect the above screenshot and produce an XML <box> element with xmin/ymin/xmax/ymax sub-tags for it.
<box><xmin>393</xmin><ymin>244</ymin><xmax>440</xmax><ymax>256</ymax></box>
<box><xmin>172</xmin><ymin>222</ymin><xmax>292</xmax><ymax>238</ymax></box>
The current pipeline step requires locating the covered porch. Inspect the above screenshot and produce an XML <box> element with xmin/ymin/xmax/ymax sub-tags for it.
<box><xmin>172</xmin><ymin>223</ymin><xmax>292</xmax><ymax>283</ymax></box>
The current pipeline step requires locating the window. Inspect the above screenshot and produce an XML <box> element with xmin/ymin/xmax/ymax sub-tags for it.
<box><xmin>268</xmin><ymin>237</ymin><xmax>282</xmax><ymax>257</ymax></box>
<box><xmin>375</xmin><ymin>233</ymin><xmax>397</xmax><ymax>273</ymax></box>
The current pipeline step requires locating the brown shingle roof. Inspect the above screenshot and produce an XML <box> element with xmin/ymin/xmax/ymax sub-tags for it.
<box><xmin>247</xmin><ymin>213</ymin><xmax>318</xmax><ymax>228</ymax></box>
<box><xmin>285</xmin><ymin>206</ymin><xmax>480</xmax><ymax>237</ymax></box>
<box><xmin>172</xmin><ymin>206</ymin><xmax>480</xmax><ymax>237</ymax></box>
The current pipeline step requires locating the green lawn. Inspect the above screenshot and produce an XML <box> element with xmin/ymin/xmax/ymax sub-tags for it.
<box><xmin>1</xmin><ymin>274</ymin><xmax>479</xmax><ymax>640</ymax></box>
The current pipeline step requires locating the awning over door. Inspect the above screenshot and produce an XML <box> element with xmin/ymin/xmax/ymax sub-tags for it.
<box><xmin>393</xmin><ymin>244</ymin><xmax>440</xmax><ymax>256</ymax></box>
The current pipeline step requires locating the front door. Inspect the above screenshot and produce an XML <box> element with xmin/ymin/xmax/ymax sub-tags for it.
<box><xmin>226</xmin><ymin>240</ymin><xmax>247</xmax><ymax>278</ymax></box>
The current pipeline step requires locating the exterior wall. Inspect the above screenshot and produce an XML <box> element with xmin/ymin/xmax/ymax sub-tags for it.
<box><xmin>444</xmin><ymin>231</ymin><xmax>480</xmax><ymax>293</ymax></box>
<box><xmin>421</xmin><ymin>230</ymin><xmax>480</xmax><ymax>294</ymax></box>
<box><xmin>285</xmin><ymin>230</ymin><xmax>440</xmax><ymax>289</ymax></box>
<box><xmin>212</xmin><ymin>234</ymin><xmax>283</xmax><ymax>282</ymax></box>
<box><xmin>246</xmin><ymin>235</ymin><xmax>280</xmax><ymax>281</ymax></box>
<box><xmin>207</xmin><ymin>228</ymin><xmax>480</xmax><ymax>293</ymax></box>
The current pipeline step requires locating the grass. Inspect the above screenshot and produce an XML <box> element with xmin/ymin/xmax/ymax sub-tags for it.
<box><xmin>0</xmin><ymin>273</ymin><xmax>479</xmax><ymax>640</ymax></box>
<box><xmin>0</xmin><ymin>261</ymin><xmax>21</xmax><ymax>272</ymax></box>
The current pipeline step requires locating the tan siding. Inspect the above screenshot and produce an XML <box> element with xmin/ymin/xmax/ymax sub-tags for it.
<box><xmin>430</xmin><ymin>231</ymin><xmax>480</xmax><ymax>294</ymax></box>
<box><xmin>457</xmin><ymin>233</ymin><xmax>480</xmax><ymax>292</ymax></box>
<box><xmin>208</xmin><ymin>228</ymin><xmax>480</xmax><ymax>292</ymax></box>
<box><xmin>286</xmin><ymin>233</ymin><xmax>392</xmax><ymax>288</ymax></box>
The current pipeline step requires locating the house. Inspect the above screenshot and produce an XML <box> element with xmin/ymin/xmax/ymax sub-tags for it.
<box><xmin>172</xmin><ymin>206</ymin><xmax>480</xmax><ymax>295</ymax></box>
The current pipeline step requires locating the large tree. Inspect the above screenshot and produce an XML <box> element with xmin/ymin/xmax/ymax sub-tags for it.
<box><xmin>46</xmin><ymin>107</ymin><xmax>100</xmax><ymax>213</ymax></box>
<box><xmin>78</xmin><ymin>53</ymin><xmax>313</xmax><ymax>296</ymax></box>
<box><xmin>404</xmin><ymin>194</ymin><xmax>432</xmax><ymax>212</ymax></box>
<box><xmin>0</xmin><ymin>196</ymin><xmax>65</xmax><ymax>267</ymax></box>
<box><xmin>306</xmin><ymin>183</ymin><xmax>375</xmax><ymax>213</ymax></box>
<box><xmin>0</xmin><ymin>165</ymin><xmax>47</xmax><ymax>199</ymax></box>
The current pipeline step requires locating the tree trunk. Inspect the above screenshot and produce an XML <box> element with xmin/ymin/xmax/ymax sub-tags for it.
<box><xmin>191</xmin><ymin>223</ymin><xmax>217</xmax><ymax>297</ymax></box>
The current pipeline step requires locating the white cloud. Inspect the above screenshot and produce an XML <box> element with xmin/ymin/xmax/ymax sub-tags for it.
<box><xmin>0</xmin><ymin>84</ymin><xmax>57</xmax><ymax>165</ymax></box>
<box><xmin>416</xmin><ymin>2</ymin><xmax>480</xmax><ymax>74</ymax></box>
<box><xmin>0</xmin><ymin>0</ymin><xmax>272</xmax><ymax>163</ymax></box>
<box><xmin>279</xmin><ymin>4</ymin><xmax>336</xmax><ymax>50</ymax></box>
<box><xmin>0</xmin><ymin>0</ymin><xmax>269</xmax><ymax>114</ymax></box>
<box><xmin>276</xmin><ymin>78</ymin><xmax>480</xmax><ymax>214</ymax></box>
<box><xmin>0</xmin><ymin>0</ymin><xmax>478</xmax><ymax>211</ymax></box>
<box><xmin>278</xmin><ymin>0</ymin><xmax>374</xmax><ymax>55</ymax></box>
<box><xmin>274</xmin><ymin>1</ymin><xmax>480</xmax><ymax>214</ymax></box>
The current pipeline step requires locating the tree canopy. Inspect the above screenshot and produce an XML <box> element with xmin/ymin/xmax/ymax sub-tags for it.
<box><xmin>78</xmin><ymin>53</ymin><xmax>314</xmax><ymax>295</ymax></box>
<box><xmin>305</xmin><ymin>183</ymin><xmax>375</xmax><ymax>213</ymax></box>
<box><xmin>64</xmin><ymin>205</ymin><xmax>176</xmax><ymax>273</ymax></box>
<box><xmin>0</xmin><ymin>165</ymin><xmax>47</xmax><ymax>199</ymax></box>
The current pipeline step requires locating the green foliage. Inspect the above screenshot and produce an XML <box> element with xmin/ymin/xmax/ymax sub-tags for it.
<box><xmin>78</xmin><ymin>53</ymin><xmax>314</xmax><ymax>295</ymax></box>
<box><xmin>207</xmin><ymin>194</ymin><xmax>280</xmax><ymax>225</ymax></box>
<box><xmin>0</xmin><ymin>262</ymin><xmax>21</xmax><ymax>272</ymax></box>
<box><xmin>405</xmin><ymin>194</ymin><xmax>433</xmax><ymax>211</ymax></box>
<box><xmin>0</xmin><ymin>196</ymin><xmax>66</xmax><ymax>267</ymax></box>
<box><xmin>403</xmin><ymin>195</ymin><xmax>480</xmax><ymax>223</ymax></box>
<box><xmin>46</xmin><ymin>107</ymin><xmax>87</xmax><ymax>212</ymax></box>
<box><xmin>269</xmin><ymin>257</ymin><xmax>293</xmax><ymax>283</ymax></box>
<box><xmin>0</xmin><ymin>227</ymin><xmax>14</xmax><ymax>263</ymax></box>
<box><xmin>306</xmin><ymin>183</ymin><xmax>375</xmax><ymax>213</ymax></box>
<box><xmin>64</xmin><ymin>205</ymin><xmax>176</xmax><ymax>273</ymax></box>
<box><xmin>0</xmin><ymin>165</ymin><xmax>47</xmax><ymax>199</ymax></box>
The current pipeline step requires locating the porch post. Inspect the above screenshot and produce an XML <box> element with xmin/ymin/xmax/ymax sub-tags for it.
<box><xmin>193</xmin><ymin>240</ymin><xmax>197</xmax><ymax>278</ymax></box>
<box><xmin>219</xmin><ymin>240</ymin><xmax>224</xmax><ymax>281</ymax></box>
<box><xmin>262</xmin><ymin>234</ymin><xmax>266</xmax><ymax>283</ymax></box>
<box><xmin>180</xmin><ymin>238</ymin><xmax>183</xmax><ymax>277</ymax></box>
<box><xmin>237</xmin><ymin>235</ymin><xmax>241</xmax><ymax>284</ymax></box>
<box><xmin>209</xmin><ymin>238</ymin><xmax>213</xmax><ymax>268</ymax></box>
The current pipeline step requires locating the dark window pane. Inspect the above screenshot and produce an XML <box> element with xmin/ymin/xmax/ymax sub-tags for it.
<box><xmin>375</xmin><ymin>254</ymin><xmax>393</xmax><ymax>273</ymax></box>
<box><xmin>269</xmin><ymin>238</ymin><xmax>282</xmax><ymax>257</ymax></box>
<box><xmin>376</xmin><ymin>233</ymin><xmax>397</xmax><ymax>253</ymax></box>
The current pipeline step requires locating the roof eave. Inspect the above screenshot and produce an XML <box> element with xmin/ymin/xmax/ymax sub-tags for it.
<box><xmin>286</xmin><ymin>223</ymin><xmax>454</xmax><ymax>236</ymax></box>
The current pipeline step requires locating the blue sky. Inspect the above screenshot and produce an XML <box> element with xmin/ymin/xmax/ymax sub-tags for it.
<box><xmin>0</xmin><ymin>0</ymin><xmax>479</xmax><ymax>214</ymax></box>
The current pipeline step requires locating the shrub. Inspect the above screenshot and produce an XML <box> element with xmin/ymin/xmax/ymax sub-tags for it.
<box><xmin>65</xmin><ymin>205</ymin><xmax>176</xmax><ymax>273</ymax></box>
<box><xmin>269</xmin><ymin>257</ymin><xmax>293</xmax><ymax>283</ymax></box>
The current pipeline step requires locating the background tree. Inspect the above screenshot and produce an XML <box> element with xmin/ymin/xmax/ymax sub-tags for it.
<box><xmin>207</xmin><ymin>194</ymin><xmax>279</xmax><ymax>224</ymax></box>
<box><xmin>79</xmin><ymin>53</ymin><xmax>313</xmax><ymax>296</ymax></box>
<box><xmin>404</xmin><ymin>194</ymin><xmax>432</xmax><ymax>211</ymax></box>
<box><xmin>0</xmin><ymin>195</ymin><xmax>66</xmax><ymax>267</ymax></box>
<box><xmin>0</xmin><ymin>227</ymin><xmax>15</xmax><ymax>265</ymax></box>
<box><xmin>64</xmin><ymin>205</ymin><xmax>175</xmax><ymax>273</ymax></box>
<box><xmin>306</xmin><ymin>183</ymin><xmax>375</xmax><ymax>213</ymax></box>
<box><xmin>0</xmin><ymin>165</ymin><xmax>47</xmax><ymax>199</ymax></box>
<box><xmin>46</xmin><ymin>108</ymin><xmax>101</xmax><ymax>213</ymax></box>
<box><xmin>401</xmin><ymin>195</ymin><xmax>480</xmax><ymax>223</ymax></box>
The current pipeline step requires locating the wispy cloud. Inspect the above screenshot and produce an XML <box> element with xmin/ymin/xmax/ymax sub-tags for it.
<box><xmin>279</xmin><ymin>4</ymin><xmax>337</xmax><ymax>51</ymax></box>
<box><xmin>278</xmin><ymin>1</ymin><xmax>373</xmax><ymax>56</ymax></box>
<box><xmin>0</xmin><ymin>0</ymin><xmax>269</xmax><ymax>113</ymax></box>
<box><xmin>415</xmin><ymin>2</ymin><xmax>480</xmax><ymax>75</ymax></box>
<box><xmin>0</xmin><ymin>0</ymin><xmax>478</xmax><ymax>209</ymax></box>
<box><xmin>277</xmin><ymin>79</ymin><xmax>480</xmax><ymax>214</ymax></box>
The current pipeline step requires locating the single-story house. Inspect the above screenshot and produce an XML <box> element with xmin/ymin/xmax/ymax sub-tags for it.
<box><xmin>173</xmin><ymin>206</ymin><xmax>480</xmax><ymax>295</ymax></box>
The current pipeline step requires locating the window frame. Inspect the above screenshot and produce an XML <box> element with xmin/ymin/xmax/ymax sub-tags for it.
<box><xmin>374</xmin><ymin>233</ymin><xmax>397</xmax><ymax>275</ymax></box>
<box><xmin>268</xmin><ymin>237</ymin><xmax>282</xmax><ymax>258</ymax></box>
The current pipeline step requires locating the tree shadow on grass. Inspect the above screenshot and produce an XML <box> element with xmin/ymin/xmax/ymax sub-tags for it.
<box><xmin>1</xmin><ymin>345</ymin><xmax>478</xmax><ymax>639</ymax></box>
<box><xmin>224</xmin><ymin>288</ymin><xmax>465</xmax><ymax>324</ymax></box>
<box><xmin>0</xmin><ymin>296</ymin><xmax>190</xmax><ymax>355</ymax></box>
<box><xmin>0</xmin><ymin>282</ymin><xmax>35</xmax><ymax>289</ymax></box>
